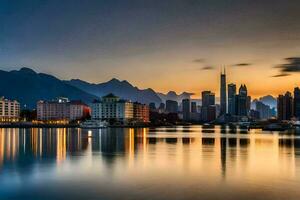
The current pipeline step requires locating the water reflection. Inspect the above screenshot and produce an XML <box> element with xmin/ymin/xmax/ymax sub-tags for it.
<box><xmin>1</xmin><ymin>126</ymin><xmax>300</xmax><ymax>199</ymax></box>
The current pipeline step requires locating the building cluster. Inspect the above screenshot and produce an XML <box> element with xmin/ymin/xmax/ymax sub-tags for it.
<box><xmin>149</xmin><ymin>68</ymin><xmax>254</xmax><ymax>123</ymax></box>
<box><xmin>91</xmin><ymin>93</ymin><xmax>149</xmax><ymax>124</ymax></box>
<box><xmin>37</xmin><ymin>97</ymin><xmax>91</xmax><ymax>123</ymax></box>
<box><xmin>277</xmin><ymin>87</ymin><xmax>300</xmax><ymax>121</ymax></box>
<box><xmin>0</xmin><ymin>94</ymin><xmax>150</xmax><ymax>125</ymax></box>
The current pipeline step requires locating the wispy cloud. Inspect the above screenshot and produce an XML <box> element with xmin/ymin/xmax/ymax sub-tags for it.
<box><xmin>200</xmin><ymin>66</ymin><xmax>214</xmax><ymax>70</ymax></box>
<box><xmin>232</xmin><ymin>63</ymin><xmax>252</xmax><ymax>67</ymax></box>
<box><xmin>273</xmin><ymin>57</ymin><xmax>300</xmax><ymax>77</ymax></box>
<box><xmin>193</xmin><ymin>59</ymin><xmax>205</xmax><ymax>63</ymax></box>
<box><xmin>271</xmin><ymin>73</ymin><xmax>291</xmax><ymax>77</ymax></box>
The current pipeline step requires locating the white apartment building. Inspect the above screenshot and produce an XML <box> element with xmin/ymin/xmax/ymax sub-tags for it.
<box><xmin>0</xmin><ymin>97</ymin><xmax>20</xmax><ymax>122</ymax></box>
<box><xmin>91</xmin><ymin>94</ymin><xmax>134</xmax><ymax>124</ymax></box>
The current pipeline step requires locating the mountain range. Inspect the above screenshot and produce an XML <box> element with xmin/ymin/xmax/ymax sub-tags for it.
<box><xmin>157</xmin><ymin>91</ymin><xmax>194</xmax><ymax>103</ymax></box>
<box><xmin>65</xmin><ymin>78</ymin><xmax>162</xmax><ymax>105</ymax></box>
<box><xmin>0</xmin><ymin>67</ymin><xmax>277</xmax><ymax>109</ymax></box>
<box><xmin>0</xmin><ymin>68</ymin><xmax>97</xmax><ymax>109</ymax></box>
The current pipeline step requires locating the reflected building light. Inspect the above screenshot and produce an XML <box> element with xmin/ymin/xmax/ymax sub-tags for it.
<box><xmin>143</xmin><ymin>128</ymin><xmax>147</xmax><ymax>153</ymax></box>
<box><xmin>56</xmin><ymin>128</ymin><xmax>67</xmax><ymax>163</ymax></box>
<box><xmin>128</xmin><ymin>128</ymin><xmax>135</xmax><ymax>165</ymax></box>
<box><xmin>31</xmin><ymin>128</ymin><xmax>39</xmax><ymax>157</ymax></box>
<box><xmin>0</xmin><ymin>129</ymin><xmax>4</xmax><ymax>166</ymax></box>
<box><xmin>39</xmin><ymin>128</ymin><xmax>43</xmax><ymax>157</ymax></box>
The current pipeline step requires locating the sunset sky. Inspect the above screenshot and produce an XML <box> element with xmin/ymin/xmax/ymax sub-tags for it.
<box><xmin>1</xmin><ymin>0</ymin><xmax>300</xmax><ymax>98</ymax></box>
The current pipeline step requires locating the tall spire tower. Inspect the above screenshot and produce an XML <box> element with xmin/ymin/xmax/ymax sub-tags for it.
<box><xmin>220</xmin><ymin>66</ymin><xmax>227</xmax><ymax>116</ymax></box>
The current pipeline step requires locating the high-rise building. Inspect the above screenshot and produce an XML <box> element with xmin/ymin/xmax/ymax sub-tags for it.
<box><xmin>202</xmin><ymin>91</ymin><xmax>215</xmax><ymax>107</ymax></box>
<box><xmin>201</xmin><ymin>91</ymin><xmax>216</xmax><ymax>122</ymax></box>
<box><xmin>191</xmin><ymin>102</ymin><xmax>197</xmax><ymax>113</ymax></box>
<box><xmin>166</xmin><ymin>100</ymin><xmax>178</xmax><ymax>113</ymax></box>
<box><xmin>220</xmin><ymin>68</ymin><xmax>227</xmax><ymax>116</ymax></box>
<box><xmin>0</xmin><ymin>97</ymin><xmax>20</xmax><ymax>122</ymax></box>
<box><xmin>294</xmin><ymin>87</ymin><xmax>300</xmax><ymax>119</ymax></box>
<box><xmin>182</xmin><ymin>99</ymin><xmax>191</xmax><ymax>121</ymax></box>
<box><xmin>235</xmin><ymin>84</ymin><xmax>248</xmax><ymax>116</ymax></box>
<box><xmin>277</xmin><ymin>92</ymin><xmax>293</xmax><ymax>121</ymax></box>
<box><xmin>227</xmin><ymin>83</ymin><xmax>236</xmax><ymax>115</ymax></box>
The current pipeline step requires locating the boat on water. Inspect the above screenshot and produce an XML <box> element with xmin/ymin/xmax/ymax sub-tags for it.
<box><xmin>80</xmin><ymin>120</ymin><xmax>107</xmax><ymax>129</ymax></box>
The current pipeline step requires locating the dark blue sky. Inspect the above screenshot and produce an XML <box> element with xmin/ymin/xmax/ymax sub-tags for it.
<box><xmin>1</xmin><ymin>0</ymin><xmax>300</xmax><ymax>96</ymax></box>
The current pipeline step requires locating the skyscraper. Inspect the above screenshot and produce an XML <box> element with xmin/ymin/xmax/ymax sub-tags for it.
<box><xmin>182</xmin><ymin>99</ymin><xmax>191</xmax><ymax>121</ymax></box>
<box><xmin>235</xmin><ymin>84</ymin><xmax>248</xmax><ymax>116</ymax></box>
<box><xmin>202</xmin><ymin>91</ymin><xmax>215</xmax><ymax>107</ymax></box>
<box><xmin>220</xmin><ymin>67</ymin><xmax>227</xmax><ymax>116</ymax></box>
<box><xmin>277</xmin><ymin>92</ymin><xmax>293</xmax><ymax>121</ymax></box>
<box><xmin>294</xmin><ymin>87</ymin><xmax>300</xmax><ymax>119</ymax></box>
<box><xmin>201</xmin><ymin>91</ymin><xmax>216</xmax><ymax>122</ymax></box>
<box><xmin>227</xmin><ymin>83</ymin><xmax>236</xmax><ymax>115</ymax></box>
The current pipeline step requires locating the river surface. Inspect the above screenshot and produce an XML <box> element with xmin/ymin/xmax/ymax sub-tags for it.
<box><xmin>1</xmin><ymin>126</ymin><xmax>300</xmax><ymax>200</ymax></box>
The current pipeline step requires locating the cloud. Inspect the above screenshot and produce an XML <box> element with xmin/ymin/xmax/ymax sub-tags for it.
<box><xmin>193</xmin><ymin>59</ymin><xmax>205</xmax><ymax>63</ymax></box>
<box><xmin>271</xmin><ymin>73</ymin><xmax>291</xmax><ymax>77</ymax></box>
<box><xmin>273</xmin><ymin>57</ymin><xmax>300</xmax><ymax>77</ymax></box>
<box><xmin>200</xmin><ymin>66</ymin><xmax>214</xmax><ymax>70</ymax></box>
<box><xmin>232</xmin><ymin>63</ymin><xmax>252</xmax><ymax>67</ymax></box>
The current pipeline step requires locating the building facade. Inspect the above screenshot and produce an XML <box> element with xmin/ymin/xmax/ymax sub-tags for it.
<box><xmin>201</xmin><ymin>91</ymin><xmax>216</xmax><ymax>122</ymax></box>
<box><xmin>182</xmin><ymin>99</ymin><xmax>191</xmax><ymax>121</ymax></box>
<box><xmin>0</xmin><ymin>97</ymin><xmax>20</xmax><ymax>122</ymax></box>
<box><xmin>277</xmin><ymin>92</ymin><xmax>293</xmax><ymax>121</ymax></box>
<box><xmin>37</xmin><ymin>97</ymin><xmax>90</xmax><ymax>122</ymax></box>
<box><xmin>228</xmin><ymin>83</ymin><xmax>236</xmax><ymax>115</ymax></box>
<box><xmin>166</xmin><ymin>100</ymin><xmax>178</xmax><ymax>113</ymax></box>
<box><xmin>91</xmin><ymin>94</ymin><xmax>149</xmax><ymax>124</ymax></box>
<box><xmin>294</xmin><ymin>87</ymin><xmax>300</xmax><ymax>119</ymax></box>
<box><xmin>235</xmin><ymin>85</ymin><xmax>248</xmax><ymax>117</ymax></box>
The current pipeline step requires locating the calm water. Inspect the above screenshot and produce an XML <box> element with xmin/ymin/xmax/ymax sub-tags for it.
<box><xmin>1</xmin><ymin>126</ymin><xmax>300</xmax><ymax>200</ymax></box>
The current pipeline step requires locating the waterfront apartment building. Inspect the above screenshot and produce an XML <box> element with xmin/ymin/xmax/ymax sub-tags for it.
<box><xmin>37</xmin><ymin>97</ymin><xmax>90</xmax><ymax>122</ymax></box>
<box><xmin>91</xmin><ymin>93</ymin><xmax>149</xmax><ymax>124</ymax></box>
<box><xmin>0</xmin><ymin>97</ymin><xmax>20</xmax><ymax>122</ymax></box>
<box><xmin>133</xmin><ymin>102</ymin><xmax>150</xmax><ymax>123</ymax></box>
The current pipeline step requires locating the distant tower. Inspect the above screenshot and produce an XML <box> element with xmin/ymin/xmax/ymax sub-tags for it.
<box><xmin>220</xmin><ymin>67</ymin><xmax>227</xmax><ymax>116</ymax></box>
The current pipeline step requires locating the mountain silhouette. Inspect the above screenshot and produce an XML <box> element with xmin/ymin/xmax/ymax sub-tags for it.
<box><xmin>0</xmin><ymin>67</ymin><xmax>97</xmax><ymax>109</ymax></box>
<box><xmin>65</xmin><ymin>78</ymin><xmax>162</xmax><ymax>105</ymax></box>
<box><xmin>259</xmin><ymin>95</ymin><xmax>277</xmax><ymax>108</ymax></box>
<box><xmin>157</xmin><ymin>91</ymin><xmax>194</xmax><ymax>103</ymax></box>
